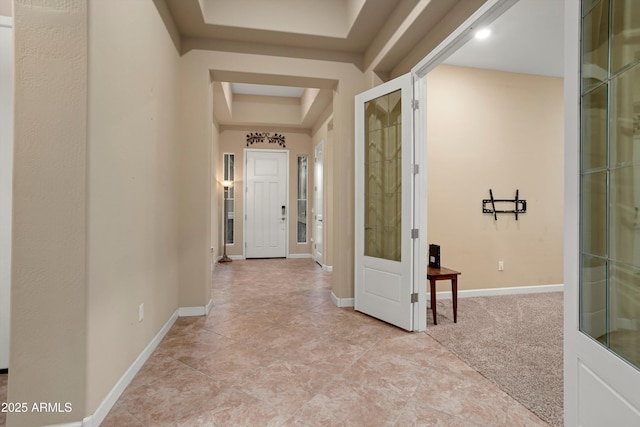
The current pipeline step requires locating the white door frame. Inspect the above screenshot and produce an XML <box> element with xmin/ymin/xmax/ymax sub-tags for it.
<box><xmin>313</xmin><ymin>141</ymin><xmax>324</xmax><ymax>266</ymax></box>
<box><xmin>0</xmin><ymin>16</ymin><xmax>12</xmax><ymax>371</ymax></box>
<box><xmin>243</xmin><ymin>148</ymin><xmax>289</xmax><ymax>258</ymax></box>
<box><xmin>409</xmin><ymin>0</ymin><xmax>519</xmax><ymax>331</ymax></box>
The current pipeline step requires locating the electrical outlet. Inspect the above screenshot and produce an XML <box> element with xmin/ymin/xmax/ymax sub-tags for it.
<box><xmin>138</xmin><ymin>303</ymin><xmax>144</xmax><ymax>322</ymax></box>
<box><xmin>498</xmin><ymin>261</ymin><xmax>504</xmax><ymax>271</ymax></box>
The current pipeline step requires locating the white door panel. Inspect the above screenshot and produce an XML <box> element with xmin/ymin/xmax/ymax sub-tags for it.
<box><xmin>314</xmin><ymin>142</ymin><xmax>324</xmax><ymax>265</ymax></box>
<box><xmin>564</xmin><ymin>0</ymin><xmax>640</xmax><ymax>424</ymax></box>
<box><xmin>245</xmin><ymin>150</ymin><xmax>288</xmax><ymax>258</ymax></box>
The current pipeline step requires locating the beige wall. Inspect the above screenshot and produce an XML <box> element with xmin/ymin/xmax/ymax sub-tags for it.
<box><xmin>0</xmin><ymin>0</ymin><xmax>10</xmax><ymax>17</ymax></box>
<box><xmin>211</xmin><ymin>121</ymin><xmax>220</xmax><ymax>262</ymax></box>
<box><xmin>9</xmin><ymin>1</ymin><xmax>87</xmax><ymax>425</ymax></box>
<box><xmin>218</xmin><ymin>129</ymin><xmax>313</xmax><ymax>257</ymax></box>
<box><xmin>176</xmin><ymin>52</ymin><xmax>213</xmax><ymax>309</ymax></box>
<box><xmin>233</xmin><ymin>94</ymin><xmax>302</xmax><ymax>126</ymax></box>
<box><xmin>426</xmin><ymin>65</ymin><xmax>564</xmax><ymax>291</ymax></box>
<box><xmin>85</xmin><ymin>0</ymin><xmax>181</xmax><ymax>413</ymax></box>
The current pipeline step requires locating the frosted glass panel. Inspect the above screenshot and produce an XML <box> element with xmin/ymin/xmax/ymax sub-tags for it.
<box><xmin>364</xmin><ymin>89</ymin><xmax>401</xmax><ymax>261</ymax></box>
<box><xmin>610</xmin><ymin>166</ymin><xmax>640</xmax><ymax>265</ymax></box>
<box><xmin>582</xmin><ymin>0</ymin><xmax>610</xmax><ymax>92</ymax></box>
<box><xmin>607</xmin><ymin>262</ymin><xmax>640</xmax><ymax>368</ymax></box>
<box><xmin>581</xmin><ymin>255</ymin><xmax>608</xmax><ymax>340</ymax></box>
<box><xmin>582</xmin><ymin>171</ymin><xmax>607</xmax><ymax>257</ymax></box>
<box><xmin>612</xmin><ymin>0</ymin><xmax>640</xmax><ymax>74</ymax></box>
<box><xmin>610</xmin><ymin>63</ymin><xmax>640</xmax><ymax>167</ymax></box>
<box><xmin>582</xmin><ymin>84</ymin><xmax>608</xmax><ymax>171</ymax></box>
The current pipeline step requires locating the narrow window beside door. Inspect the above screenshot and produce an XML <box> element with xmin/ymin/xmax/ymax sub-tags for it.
<box><xmin>224</xmin><ymin>153</ymin><xmax>235</xmax><ymax>244</ymax></box>
<box><xmin>297</xmin><ymin>155</ymin><xmax>308</xmax><ymax>243</ymax></box>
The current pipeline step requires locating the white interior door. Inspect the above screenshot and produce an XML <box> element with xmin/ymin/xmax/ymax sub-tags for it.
<box><xmin>245</xmin><ymin>149</ymin><xmax>288</xmax><ymax>258</ymax></box>
<box><xmin>313</xmin><ymin>141</ymin><xmax>324</xmax><ymax>265</ymax></box>
<box><xmin>564</xmin><ymin>0</ymin><xmax>640</xmax><ymax>424</ymax></box>
<box><xmin>0</xmin><ymin>17</ymin><xmax>12</xmax><ymax>371</ymax></box>
<box><xmin>355</xmin><ymin>73</ymin><xmax>416</xmax><ymax>331</ymax></box>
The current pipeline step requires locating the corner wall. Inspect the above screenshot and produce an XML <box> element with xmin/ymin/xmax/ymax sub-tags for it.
<box><xmin>211</xmin><ymin>121</ymin><xmax>220</xmax><ymax>263</ymax></box>
<box><xmin>86</xmin><ymin>0</ymin><xmax>181</xmax><ymax>413</ymax></box>
<box><xmin>0</xmin><ymin>0</ymin><xmax>9</xmax><ymax>17</ymax></box>
<box><xmin>9</xmin><ymin>1</ymin><xmax>88</xmax><ymax>425</ymax></box>
<box><xmin>426</xmin><ymin>65</ymin><xmax>564</xmax><ymax>290</ymax></box>
<box><xmin>177</xmin><ymin>53</ymin><xmax>213</xmax><ymax>309</ymax></box>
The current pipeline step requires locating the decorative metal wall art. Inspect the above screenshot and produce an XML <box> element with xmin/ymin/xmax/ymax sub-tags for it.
<box><xmin>246</xmin><ymin>132</ymin><xmax>286</xmax><ymax>148</ymax></box>
<box><xmin>482</xmin><ymin>189</ymin><xmax>527</xmax><ymax>220</ymax></box>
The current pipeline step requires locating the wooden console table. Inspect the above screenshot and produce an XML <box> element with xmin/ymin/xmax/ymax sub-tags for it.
<box><xmin>427</xmin><ymin>266</ymin><xmax>461</xmax><ymax>325</ymax></box>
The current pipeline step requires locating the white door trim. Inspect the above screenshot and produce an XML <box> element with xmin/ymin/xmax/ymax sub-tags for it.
<box><xmin>409</xmin><ymin>0</ymin><xmax>518</xmax><ymax>331</ymax></box>
<box><xmin>0</xmin><ymin>17</ymin><xmax>12</xmax><ymax>371</ymax></box>
<box><xmin>313</xmin><ymin>140</ymin><xmax>324</xmax><ymax>266</ymax></box>
<box><xmin>243</xmin><ymin>148</ymin><xmax>289</xmax><ymax>259</ymax></box>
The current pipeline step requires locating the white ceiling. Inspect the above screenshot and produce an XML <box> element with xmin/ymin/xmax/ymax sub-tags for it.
<box><xmin>445</xmin><ymin>0</ymin><xmax>564</xmax><ymax>78</ymax></box>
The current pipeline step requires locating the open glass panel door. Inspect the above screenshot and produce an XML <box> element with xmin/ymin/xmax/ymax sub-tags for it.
<box><xmin>355</xmin><ymin>73</ymin><xmax>415</xmax><ymax>331</ymax></box>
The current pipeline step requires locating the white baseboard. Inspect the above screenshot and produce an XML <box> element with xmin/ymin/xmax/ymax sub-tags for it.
<box><xmin>331</xmin><ymin>292</ymin><xmax>354</xmax><ymax>308</ymax></box>
<box><xmin>321</xmin><ymin>264</ymin><xmax>333</xmax><ymax>272</ymax></box>
<box><xmin>179</xmin><ymin>298</ymin><xmax>213</xmax><ymax>317</ymax></box>
<box><xmin>46</xmin><ymin>422</ymin><xmax>83</xmax><ymax>427</ymax></box>
<box><xmin>0</xmin><ymin>17</ymin><xmax>11</xmax><ymax>28</ymax></box>
<box><xmin>288</xmin><ymin>253</ymin><xmax>313</xmax><ymax>259</ymax></box>
<box><xmin>82</xmin><ymin>309</ymin><xmax>179</xmax><ymax>427</ymax></box>
<box><xmin>431</xmin><ymin>283</ymin><xmax>564</xmax><ymax>300</ymax></box>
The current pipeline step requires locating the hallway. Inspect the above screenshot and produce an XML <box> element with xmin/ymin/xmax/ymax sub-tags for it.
<box><xmin>102</xmin><ymin>259</ymin><xmax>547</xmax><ymax>426</ymax></box>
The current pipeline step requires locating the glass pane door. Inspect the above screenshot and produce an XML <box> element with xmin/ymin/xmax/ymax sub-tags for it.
<box><xmin>364</xmin><ymin>89</ymin><xmax>402</xmax><ymax>261</ymax></box>
<box><xmin>355</xmin><ymin>73</ymin><xmax>415</xmax><ymax>331</ymax></box>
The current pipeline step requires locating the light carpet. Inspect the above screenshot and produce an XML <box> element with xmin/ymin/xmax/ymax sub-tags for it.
<box><xmin>426</xmin><ymin>292</ymin><xmax>563</xmax><ymax>427</ymax></box>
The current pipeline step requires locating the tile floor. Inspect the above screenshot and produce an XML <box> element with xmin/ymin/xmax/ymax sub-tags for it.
<box><xmin>96</xmin><ymin>258</ymin><xmax>548</xmax><ymax>426</ymax></box>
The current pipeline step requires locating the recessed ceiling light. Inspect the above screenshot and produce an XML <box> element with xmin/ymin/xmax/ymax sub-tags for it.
<box><xmin>475</xmin><ymin>28</ymin><xmax>491</xmax><ymax>40</ymax></box>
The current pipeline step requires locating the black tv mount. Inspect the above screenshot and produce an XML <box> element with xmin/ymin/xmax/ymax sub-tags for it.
<box><xmin>482</xmin><ymin>189</ymin><xmax>527</xmax><ymax>220</ymax></box>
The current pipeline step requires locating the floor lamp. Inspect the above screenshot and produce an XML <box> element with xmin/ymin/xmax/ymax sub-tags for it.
<box><xmin>220</xmin><ymin>180</ymin><xmax>233</xmax><ymax>263</ymax></box>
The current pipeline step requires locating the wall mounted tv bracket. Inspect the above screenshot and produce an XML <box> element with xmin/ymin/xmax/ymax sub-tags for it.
<box><xmin>482</xmin><ymin>189</ymin><xmax>527</xmax><ymax>220</ymax></box>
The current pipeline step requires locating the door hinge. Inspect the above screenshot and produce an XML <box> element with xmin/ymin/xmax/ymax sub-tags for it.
<box><xmin>411</xmin><ymin>293</ymin><xmax>419</xmax><ymax>303</ymax></box>
<box><xmin>411</xmin><ymin>229</ymin><xmax>419</xmax><ymax>239</ymax></box>
<box><xmin>412</xmin><ymin>164</ymin><xmax>419</xmax><ymax>175</ymax></box>
<box><xmin>411</xmin><ymin>99</ymin><xmax>419</xmax><ymax>110</ymax></box>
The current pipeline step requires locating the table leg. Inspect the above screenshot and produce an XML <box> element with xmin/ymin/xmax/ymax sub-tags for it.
<box><xmin>430</xmin><ymin>279</ymin><xmax>437</xmax><ymax>325</ymax></box>
<box><xmin>452</xmin><ymin>276</ymin><xmax>458</xmax><ymax>323</ymax></box>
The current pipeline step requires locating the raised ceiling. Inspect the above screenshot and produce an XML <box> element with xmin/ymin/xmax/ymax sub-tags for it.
<box><xmin>161</xmin><ymin>0</ymin><xmax>563</xmax><ymax>131</ymax></box>
<box><xmin>163</xmin><ymin>0</ymin><xmax>486</xmax><ymax>130</ymax></box>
